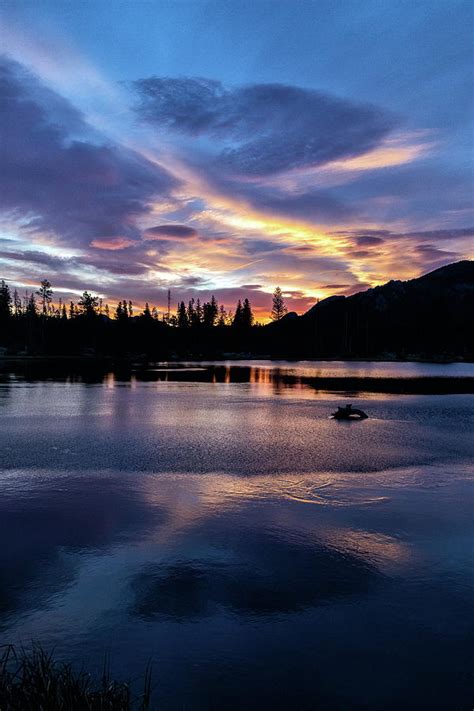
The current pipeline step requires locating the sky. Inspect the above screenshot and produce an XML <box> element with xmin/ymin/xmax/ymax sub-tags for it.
<box><xmin>1</xmin><ymin>0</ymin><xmax>473</xmax><ymax>320</ymax></box>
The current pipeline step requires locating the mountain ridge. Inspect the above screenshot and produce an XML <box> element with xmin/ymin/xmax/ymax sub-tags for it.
<box><xmin>267</xmin><ymin>260</ymin><xmax>473</xmax><ymax>358</ymax></box>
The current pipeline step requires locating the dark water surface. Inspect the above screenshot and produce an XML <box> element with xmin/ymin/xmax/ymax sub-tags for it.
<box><xmin>0</xmin><ymin>362</ymin><xmax>473</xmax><ymax>709</ymax></box>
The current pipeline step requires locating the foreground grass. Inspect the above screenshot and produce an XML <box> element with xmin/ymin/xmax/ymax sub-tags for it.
<box><xmin>0</xmin><ymin>645</ymin><xmax>152</xmax><ymax>710</ymax></box>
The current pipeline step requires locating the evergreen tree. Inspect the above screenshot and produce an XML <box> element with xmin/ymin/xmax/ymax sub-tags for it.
<box><xmin>26</xmin><ymin>293</ymin><xmax>38</xmax><ymax>318</ymax></box>
<box><xmin>69</xmin><ymin>301</ymin><xmax>76</xmax><ymax>319</ymax></box>
<box><xmin>242</xmin><ymin>298</ymin><xmax>254</xmax><ymax>327</ymax></box>
<box><xmin>128</xmin><ymin>300</ymin><xmax>133</xmax><ymax>318</ymax></box>
<box><xmin>218</xmin><ymin>304</ymin><xmax>228</xmax><ymax>326</ymax></box>
<box><xmin>232</xmin><ymin>299</ymin><xmax>243</xmax><ymax>327</ymax></box>
<box><xmin>142</xmin><ymin>302</ymin><xmax>152</xmax><ymax>319</ymax></box>
<box><xmin>203</xmin><ymin>295</ymin><xmax>218</xmax><ymax>327</ymax></box>
<box><xmin>187</xmin><ymin>298</ymin><xmax>196</xmax><ymax>326</ymax></box>
<box><xmin>195</xmin><ymin>298</ymin><xmax>203</xmax><ymax>326</ymax></box>
<box><xmin>61</xmin><ymin>302</ymin><xmax>68</xmax><ymax>320</ymax></box>
<box><xmin>13</xmin><ymin>289</ymin><xmax>22</xmax><ymax>317</ymax></box>
<box><xmin>36</xmin><ymin>280</ymin><xmax>53</xmax><ymax>316</ymax></box>
<box><xmin>78</xmin><ymin>291</ymin><xmax>99</xmax><ymax>317</ymax></box>
<box><xmin>0</xmin><ymin>280</ymin><xmax>12</xmax><ymax>320</ymax></box>
<box><xmin>271</xmin><ymin>286</ymin><xmax>287</xmax><ymax>321</ymax></box>
<box><xmin>177</xmin><ymin>301</ymin><xmax>189</xmax><ymax>328</ymax></box>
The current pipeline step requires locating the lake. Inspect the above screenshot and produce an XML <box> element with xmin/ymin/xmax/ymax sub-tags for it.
<box><xmin>0</xmin><ymin>361</ymin><xmax>473</xmax><ymax>709</ymax></box>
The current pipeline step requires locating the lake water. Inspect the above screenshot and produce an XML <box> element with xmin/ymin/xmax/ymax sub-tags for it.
<box><xmin>0</xmin><ymin>361</ymin><xmax>473</xmax><ymax>709</ymax></box>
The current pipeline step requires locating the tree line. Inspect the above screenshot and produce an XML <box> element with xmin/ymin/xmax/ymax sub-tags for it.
<box><xmin>0</xmin><ymin>279</ymin><xmax>289</xmax><ymax>327</ymax></box>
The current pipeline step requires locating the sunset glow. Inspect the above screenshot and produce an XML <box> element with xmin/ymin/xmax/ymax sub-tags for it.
<box><xmin>1</xmin><ymin>2</ymin><xmax>472</xmax><ymax>320</ymax></box>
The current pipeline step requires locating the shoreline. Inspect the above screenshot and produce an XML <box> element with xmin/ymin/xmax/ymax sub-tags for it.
<box><xmin>1</xmin><ymin>354</ymin><xmax>473</xmax><ymax>365</ymax></box>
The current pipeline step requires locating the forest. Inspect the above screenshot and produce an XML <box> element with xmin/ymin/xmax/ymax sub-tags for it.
<box><xmin>0</xmin><ymin>261</ymin><xmax>473</xmax><ymax>360</ymax></box>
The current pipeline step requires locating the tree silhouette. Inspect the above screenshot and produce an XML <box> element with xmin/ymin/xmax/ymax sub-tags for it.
<box><xmin>195</xmin><ymin>298</ymin><xmax>203</xmax><ymax>326</ymax></box>
<box><xmin>78</xmin><ymin>291</ymin><xmax>99</xmax><ymax>317</ymax></box>
<box><xmin>242</xmin><ymin>298</ymin><xmax>254</xmax><ymax>327</ymax></box>
<box><xmin>271</xmin><ymin>286</ymin><xmax>287</xmax><ymax>321</ymax></box>
<box><xmin>0</xmin><ymin>280</ymin><xmax>11</xmax><ymax>320</ymax></box>
<box><xmin>232</xmin><ymin>299</ymin><xmax>243</xmax><ymax>327</ymax></box>
<box><xmin>217</xmin><ymin>304</ymin><xmax>228</xmax><ymax>326</ymax></box>
<box><xmin>26</xmin><ymin>293</ymin><xmax>38</xmax><ymax>318</ymax></box>
<box><xmin>36</xmin><ymin>280</ymin><xmax>53</xmax><ymax>316</ymax></box>
<box><xmin>13</xmin><ymin>290</ymin><xmax>22</xmax><ymax>317</ymax></box>
<box><xmin>203</xmin><ymin>296</ymin><xmax>218</xmax><ymax>327</ymax></box>
<box><xmin>177</xmin><ymin>301</ymin><xmax>189</xmax><ymax>328</ymax></box>
<box><xmin>187</xmin><ymin>298</ymin><xmax>195</xmax><ymax>326</ymax></box>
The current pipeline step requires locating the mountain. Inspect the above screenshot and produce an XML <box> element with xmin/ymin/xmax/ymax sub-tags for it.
<box><xmin>265</xmin><ymin>260</ymin><xmax>474</xmax><ymax>359</ymax></box>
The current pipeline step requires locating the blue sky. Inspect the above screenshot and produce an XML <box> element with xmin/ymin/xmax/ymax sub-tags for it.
<box><xmin>1</xmin><ymin>0</ymin><xmax>473</xmax><ymax>317</ymax></box>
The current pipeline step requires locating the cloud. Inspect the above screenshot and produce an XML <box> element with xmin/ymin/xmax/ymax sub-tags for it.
<box><xmin>356</xmin><ymin>235</ymin><xmax>385</xmax><ymax>247</ymax></box>
<box><xmin>0</xmin><ymin>56</ymin><xmax>178</xmax><ymax>247</ymax></box>
<box><xmin>229</xmin><ymin>180</ymin><xmax>353</xmax><ymax>224</ymax></box>
<box><xmin>91</xmin><ymin>237</ymin><xmax>137</xmax><ymax>250</ymax></box>
<box><xmin>143</xmin><ymin>224</ymin><xmax>198</xmax><ymax>240</ymax></box>
<box><xmin>133</xmin><ymin>77</ymin><xmax>397</xmax><ymax>178</ymax></box>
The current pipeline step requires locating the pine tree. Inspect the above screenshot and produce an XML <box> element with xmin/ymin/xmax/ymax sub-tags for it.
<box><xmin>0</xmin><ymin>280</ymin><xmax>12</xmax><ymax>320</ymax></box>
<box><xmin>26</xmin><ymin>293</ymin><xmax>38</xmax><ymax>318</ymax></box>
<box><xmin>36</xmin><ymin>280</ymin><xmax>53</xmax><ymax>316</ymax></box>
<box><xmin>78</xmin><ymin>291</ymin><xmax>99</xmax><ymax>317</ymax></box>
<box><xmin>203</xmin><ymin>295</ymin><xmax>218</xmax><ymax>327</ymax></box>
<box><xmin>13</xmin><ymin>289</ymin><xmax>22</xmax><ymax>317</ymax></box>
<box><xmin>195</xmin><ymin>298</ymin><xmax>203</xmax><ymax>326</ymax></box>
<box><xmin>142</xmin><ymin>302</ymin><xmax>152</xmax><ymax>319</ymax></box>
<box><xmin>232</xmin><ymin>299</ymin><xmax>243</xmax><ymax>327</ymax></box>
<box><xmin>271</xmin><ymin>286</ymin><xmax>287</xmax><ymax>321</ymax></box>
<box><xmin>217</xmin><ymin>304</ymin><xmax>228</xmax><ymax>326</ymax></box>
<box><xmin>177</xmin><ymin>301</ymin><xmax>189</xmax><ymax>328</ymax></box>
<box><xmin>242</xmin><ymin>298</ymin><xmax>254</xmax><ymax>327</ymax></box>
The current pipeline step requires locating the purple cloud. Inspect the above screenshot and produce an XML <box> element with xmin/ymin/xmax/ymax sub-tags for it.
<box><xmin>144</xmin><ymin>224</ymin><xmax>198</xmax><ymax>240</ymax></box>
<box><xmin>356</xmin><ymin>235</ymin><xmax>385</xmax><ymax>246</ymax></box>
<box><xmin>0</xmin><ymin>56</ymin><xmax>178</xmax><ymax>247</ymax></box>
<box><xmin>132</xmin><ymin>77</ymin><xmax>397</xmax><ymax>177</ymax></box>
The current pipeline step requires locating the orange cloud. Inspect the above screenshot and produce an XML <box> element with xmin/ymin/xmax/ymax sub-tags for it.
<box><xmin>90</xmin><ymin>237</ymin><xmax>136</xmax><ymax>250</ymax></box>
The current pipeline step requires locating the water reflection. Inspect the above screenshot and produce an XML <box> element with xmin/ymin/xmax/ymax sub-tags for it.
<box><xmin>1</xmin><ymin>360</ymin><xmax>473</xmax><ymax>394</ymax></box>
<box><xmin>0</xmin><ymin>368</ymin><xmax>473</xmax><ymax>709</ymax></box>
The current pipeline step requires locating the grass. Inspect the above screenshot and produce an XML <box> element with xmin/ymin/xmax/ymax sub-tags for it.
<box><xmin>0</xmin><ymin>645</ymin><xmax>152</xmax><ymax>710</ymax></box>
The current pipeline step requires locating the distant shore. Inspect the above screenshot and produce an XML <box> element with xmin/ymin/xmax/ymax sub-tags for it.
<box><xmin>1</xmin><ymin>354</ymin><xmax>473</xmax><ymax>364</ymax></box>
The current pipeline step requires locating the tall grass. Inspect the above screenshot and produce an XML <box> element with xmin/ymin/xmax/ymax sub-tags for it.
<box><xmin>0</xmin><ymin>645</ymin><xmax>152</xmax><ymax>710</ymax></box>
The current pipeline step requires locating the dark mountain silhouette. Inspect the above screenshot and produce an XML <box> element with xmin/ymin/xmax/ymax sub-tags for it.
<box><xmin>265</xmin><ymin>260</ymin><xmax>474</xmax><ymax>359</ymax></box>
